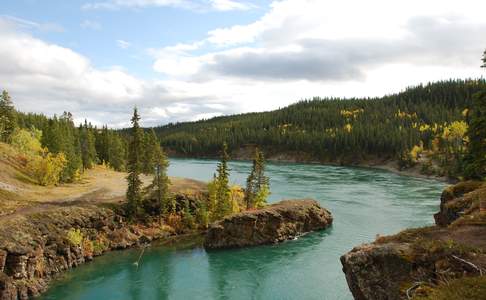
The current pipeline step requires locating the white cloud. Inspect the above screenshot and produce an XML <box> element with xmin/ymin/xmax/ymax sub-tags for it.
<box><xmin>209</xmin><ymin>0</ymin><xmax>254</xmax><ymax>11</ymax></box>
<box><xmin>80</xmin><ymin>20</ymin><xmax>102</xmax><ymax>30</ymax></box>
<box><xmin>2</xmin><ymin>0</ymin><xmax>486</xmax><ymax>129</ymax></box>
<box><xmin>82</xmin><ymin>0</ymin><xmax>254</xmax><ymax>11</ymax></box>
<box><xmin>152</xmin><ymin>0</ymin><xmax>486</xmax><ymax>82</ymax></box>
<box><xmin>117</xmin><ymin>39</ymin><xmax>131</xmax><ymax>49</ymax></box>
<box><xmin>0</xmin><ymin>15</ymin><xmax>64</xmax><ymax>33</ymax></box>
<box><xmin>0</xmin><ymin>18</ymin><xmax>227</xmax><ymax>127</ymax></box>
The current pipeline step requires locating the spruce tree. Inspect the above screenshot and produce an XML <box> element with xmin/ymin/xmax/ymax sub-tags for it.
<box><xmin>108</xmin><ymin>132</ymin><xmax>126</xmax><ymax>171</ymax></box>
<box><xmin>152</xmin><ymin>144</ymin><xmax>171</xmax><ymax>215</ymax></box>
<box><xmin>0</xmin><ymin>90</ymin><xmax>17</xmax><ymax>142</ymax></box>
<box><xmin>464</xmin><ymin>90</ymin><xmax>486</xmax><ymax>179</ymax></box>
<box><xmin>142</xmin><ymin>129</ymin><xmax>159</xmax><ymax>175</ymax></box>
<box><xmin>215</xmin><ymin>143</ymin><xmax>231</xmax><ymax>219</ymax></box>
<box><xmin>482</xmin><ymin>49</ymin><xmax>486</xmax><ymax>68</ymax></box>
<box><xmin>126</xmin><ymin>108</ymin><xmax>144</xmax><ymax>218</ymax></box>
<box><xmin>80</xmin><ymin>120</ymin><xmax>97</xmax><ymax>170</ymax></box>
<box><xmin>244</xmin><ymin>148</ymin><xmax>270</xmax><ymax>209</ymax></box>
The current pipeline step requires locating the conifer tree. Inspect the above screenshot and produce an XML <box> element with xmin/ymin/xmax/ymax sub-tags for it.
<box><xmin>464</xmin><ymin>55</ymin><xmax>486</xmax><ymax>179</ymax></box>
<box><xmin>0</xmin><ymin>90</ymin><xmax>17</xmax><ymax>142</ymax></box>
<box><xmin>463</xmin><ymin>92</ymin><xmax>486</xmax><ymax>179</ymax></box>
<box><xmin>126</xmin><ymin>108</ymin><xmax>144</xmax><ymax>218</ymax></box>
<box><xmin>482</xmin><ymin>49</ymin><xmax>486</xmax><ymax>68</ymax></box>
<box><xmin>142</xmin><ymin>129</ymin><xmax>159</xmax><ymax>175</ymax></box>
<box><xmin>244</xmin><ymin>148</ymin><xmax>270</xmax><ymax>209</ymax></box>
<box><xmin>108</xmin><ymin>132</ymin><xmax>126</xmax><ymax>171</ymax></box>
<box><xmin>152</xmin><ymin>144</ymin><xmax>171</xmax><ymax>214</ymax></box>
<box><xmin>80</xmin><ymin>120</ymin><xmax>97</xmax><ymax>170</ymax></box>
<box><xmin>214</xmin><ymin>143</ymin><xmax>232</xmax><ymax>219</ymax></box>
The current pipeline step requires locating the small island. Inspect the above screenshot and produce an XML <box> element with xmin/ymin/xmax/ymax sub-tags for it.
<box><xmin>205</xmin><ymin>199</ymin><xmax>333</xmax><ymax>249</ymax></box>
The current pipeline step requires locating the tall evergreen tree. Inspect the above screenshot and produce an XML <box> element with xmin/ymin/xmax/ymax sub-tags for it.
<box><xmin>244</xmin><ymin>148</ymin><xmax>270</xmax><ymax>209</ymax></box>
<box><xmin>152</xmin><ymin>144</ymin><xmax>171</xmax><ymax>214</ymax></box>
<box><xmin>108</xmin><ymin>132</ymin><xmax>126</xmax><ymax>171</ymax></box>
<box><xmin>142</xmin><ymin>129</ymin><xmax>159</xmax><ymax>175</ymax></box>
<box><xmin>58</xmin><ymin>112</ymin><xmax>82</xmax><ymax>182</ymax></box>
<box><xmin>214</xmin><ymin>143</ymin><xmax>232</xmax><ymax>219</ymax></box>
<box><xmin>126</xmin><ymin>108</ymin><xmax>144</xmax><ymax>218</ymax></box>
<box><xmin>482</xmin><ymin>49</ymin><xmax>486</xmax><ymax>68</ymax></box>
<box><xmin>80</xmin><ymin>120</ymin><xmax>97</xmax><ymax>170</ymax></box>
<box><xmin>464</xmin><ymin>88</ymin><xmax>486</xmax><ymax>178</ymax></box>
<box><xmin>463</xmin><ymin>52</ymin><xmax>486</xmax><ymax>179</ymax></box>
<box><xmin>0</xmin><ymin>90</ymin><xmax>17</xmax><ymax>142</ymax></box>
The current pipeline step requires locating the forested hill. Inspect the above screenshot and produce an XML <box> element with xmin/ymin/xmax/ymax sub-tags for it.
<box><xmin>153</xmin><ymin>79</ymin><xmax>485</xmax><ymax>164</ymax></box>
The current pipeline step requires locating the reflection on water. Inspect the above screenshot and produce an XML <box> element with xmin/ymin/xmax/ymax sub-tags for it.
<box><xmin>40</xmin><ymin>159</ymin><xmax>445</xmax><ymax>300</ymax></box>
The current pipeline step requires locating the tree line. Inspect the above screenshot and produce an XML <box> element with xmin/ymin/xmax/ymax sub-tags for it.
<box><xmin>0</xmin><ymin>93</ymin><xmax>157</xmax><ymax>185</ymax></box>
<box><xmin>153</xmin><ymin>78</ymin><xmax>486</xmax><ymax>179</ymax></box>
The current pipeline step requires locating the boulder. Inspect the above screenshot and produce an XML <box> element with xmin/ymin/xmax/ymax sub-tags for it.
<box><xmin>204</xmin><ymin>199</ymin><xmax>332</xmax><ymax>249</ymax></box>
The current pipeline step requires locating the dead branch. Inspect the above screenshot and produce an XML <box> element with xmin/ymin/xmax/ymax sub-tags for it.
<box><xmin>451</xmin><ymin>255</ymin><xmax>484</xmax><ymax>276</ymax></box>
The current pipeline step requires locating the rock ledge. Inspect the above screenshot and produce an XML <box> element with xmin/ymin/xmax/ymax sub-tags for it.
<box><xmin>204</xmin><ymin>199</ymin><xmax>333</xmax><ymax>249</ymax></box>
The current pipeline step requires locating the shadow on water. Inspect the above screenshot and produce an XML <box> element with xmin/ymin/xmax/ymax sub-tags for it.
<box><xmin>206</xmin><ymin>228</ymin><xmax>333</xmax><ymax>300</ymax></box>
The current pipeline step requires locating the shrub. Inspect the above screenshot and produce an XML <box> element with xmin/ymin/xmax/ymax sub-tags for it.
<box><xmin>66</xmin><ymin>228</ymin><xmax>83</xmax><ymax>246</ymax></box>
<box><xmin>26</xmin><ymin>152</ymin><xmax>67</xmax><ymax>186</ymax></box>
<box><xmin>166</xmin><ymin>213</ymin><xmax>184</xmax><ymax>233</ymax></box>
<box><xmin>82</xmin><ymin>239</ymin><xmax>94</xmax><ymax>257</ymax></box>
<box><xmin>92</xmin><ymin>235</ymin><xmax>110</xmax><ymax>255</ymax></box>
<box><xmin>10</xmin><ymin>128</ymin><xmax>43</xmax><ymax>156</ymax></box>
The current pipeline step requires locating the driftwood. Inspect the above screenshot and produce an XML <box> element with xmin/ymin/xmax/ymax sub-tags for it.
<box><xmin>451</xmin><ymin>255</ymin><xmax>484</xmax><ymax>276</ymax></box>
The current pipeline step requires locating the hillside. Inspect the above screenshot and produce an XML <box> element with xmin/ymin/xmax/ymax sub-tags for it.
<box><xmin>0</xmin><ymin>142</ymin><xmax>206</xmax><ymax>217</ymax></box>
<box><xmin>153</xmin><ymin>79</ymin><xmax>485</xmax><ymax>176</ymax></box>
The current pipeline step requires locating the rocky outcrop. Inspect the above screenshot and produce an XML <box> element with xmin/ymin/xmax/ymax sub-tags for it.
<box><xmin>434</xmin><ymin>181</ymin><xmax>484</xmax><ymax>226</ymax></box>
<box><xmin>341</xmin><ymin>182</ymin><xmax>486</xmax><ymax>300</ymax></box>
<box><xmin>0</xmin><ymin>205</ymin><xmax>173</xmax><ymax>300</ymax></box>
<box><xmin>204</xmin><ymin>199</ymin><xmax>332</xmax><ymax>249</ymax></box>
<box><xmin>341</xmin><ymin>243</ymin><xmax>414</xmax><ymax>300</ymax></box>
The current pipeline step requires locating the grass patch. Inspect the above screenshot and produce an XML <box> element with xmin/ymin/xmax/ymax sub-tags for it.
<box><xmin>413</xmin><ymin>276</ymin><xmax>486</xmax><ymax>300</ymax></box>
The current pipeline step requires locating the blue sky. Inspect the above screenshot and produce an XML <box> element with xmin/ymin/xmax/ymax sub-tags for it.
<box><xmin>1</xmin><ymin>0</ymin><xmax>270</xmax><ymax>78</ymax></box>
<box><xmin>0</xmin><ymin>0</ymin><xmax>485</xmax><ymax>127</ymax></box>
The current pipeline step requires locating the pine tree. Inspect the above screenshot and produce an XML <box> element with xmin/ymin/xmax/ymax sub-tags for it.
<box><xmin>464</xmin><ymin>90</ymin><xmax>486</xmax><ymax>179</ymax></box>
<box><xmin>58</xmin><ymin>112</ymin><xmax>82</xmax><ymax>182</ymax></box>
<box><xmin>108</xmin><ymin>132</ymin><xmax>126</xmax><ymax>171</ymax></box>
<box><xmin>482</xmin><ymin>49</ymin><xmax>486</xmax><ymax>68</ymax></box>
<box><xmin>152</xmin><ymin>144</ymin><xmax>171</xmax><ymax>215</ymax></box>
<box><xmin>80</xmin><ymin>120</ymin><xmax>97</xmax><ymax>170</ymax></box>
<box><xmin>214</xmin><ymin>143</ymin><xmax>231</xmax><ymax>219</ymax></box>
<box><xmin>142</xmin><ymin>129</ymin><xmax>159</xmax><ymax>175</ymax></box>
<box><xmin>244</xmin><ymin>148</ymin><xmax>270</xmax><ymax>209</ymax></box>
<box><xmin>0</xmin><ymin>90</ymin><xmax>18</xmax><ymax>142</ymax></box>
<box><xmin>126</xmin><ymin>108</ymin><xmax>144</xmax><ymax>218</ymax></box>
<box><xmin>244</xmin><ymin>164</ymin><xmax>256</xmax><ymax>209</ymax></box>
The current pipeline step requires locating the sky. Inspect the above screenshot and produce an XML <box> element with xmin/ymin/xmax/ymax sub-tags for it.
<box><xmin>0</xmin><ymin>0</ymin><xmax>485</xmax><ymax>128</ymax></box>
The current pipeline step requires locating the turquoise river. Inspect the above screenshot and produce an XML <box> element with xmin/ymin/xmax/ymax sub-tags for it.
<box><xmin>39</xmin><ymin>158</ymin><xmax>446</xmax><ymax>300</ymax></box>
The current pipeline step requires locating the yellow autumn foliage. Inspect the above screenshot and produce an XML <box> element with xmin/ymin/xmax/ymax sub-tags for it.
<box><xmin>26</xmin><ymin>152</ymin><xmax>67</xmax><ymax>186</ymax></box>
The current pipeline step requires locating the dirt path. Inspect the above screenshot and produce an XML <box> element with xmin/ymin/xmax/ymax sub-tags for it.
<box><xmin>0</xmin><ymin>165</ymin><xmax>207</xmax><ymax>221</ymax></box>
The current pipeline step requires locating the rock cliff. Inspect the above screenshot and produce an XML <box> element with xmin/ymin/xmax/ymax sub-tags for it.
<box><xmin>204</xmin><ymin>199</ymin><xmax>333</xmax><ymax>249</ymax></box>
<box><xmin>341</xmin><ymin>181</ymin><xmax>486</xmax><ymax>300</ymax></box>
<box><xmin>0</xmin><ymin>205</ymin><xmax>173</xmax><ymax>300</ymax></box>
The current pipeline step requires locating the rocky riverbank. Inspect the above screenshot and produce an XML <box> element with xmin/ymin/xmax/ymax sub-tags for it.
<box><xmin>0</xmin><ymin>204</ymin><xmax>179</xmax><ymax>300</ymax></box>
<box><xmin>204</xmin><ymin>199</ymin><xmax>333</xmax><ymax>249</ymax></box>
<box><xmin>341</xmin><ymin>181</ymin><xmax>486</xmax><ymax>300</ymax></box>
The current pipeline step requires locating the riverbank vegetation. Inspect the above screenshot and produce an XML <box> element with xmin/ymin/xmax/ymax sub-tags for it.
<box><xmin>124</xmin><ymin>110</ymin><xmax>271</xmax><ymax>228</ymax></box>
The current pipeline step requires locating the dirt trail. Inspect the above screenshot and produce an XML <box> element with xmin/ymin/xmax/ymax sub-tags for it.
<box><xmin>0</xmin><ymin>165</ymin><xmax>207</xmax><ymax>221</ymax></box>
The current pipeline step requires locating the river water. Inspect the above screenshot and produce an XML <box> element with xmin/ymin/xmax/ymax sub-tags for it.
<box><xmin>40</xmin><ymin>158</ymin><xmax>446</xmax><ymax>300</ymax></box>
